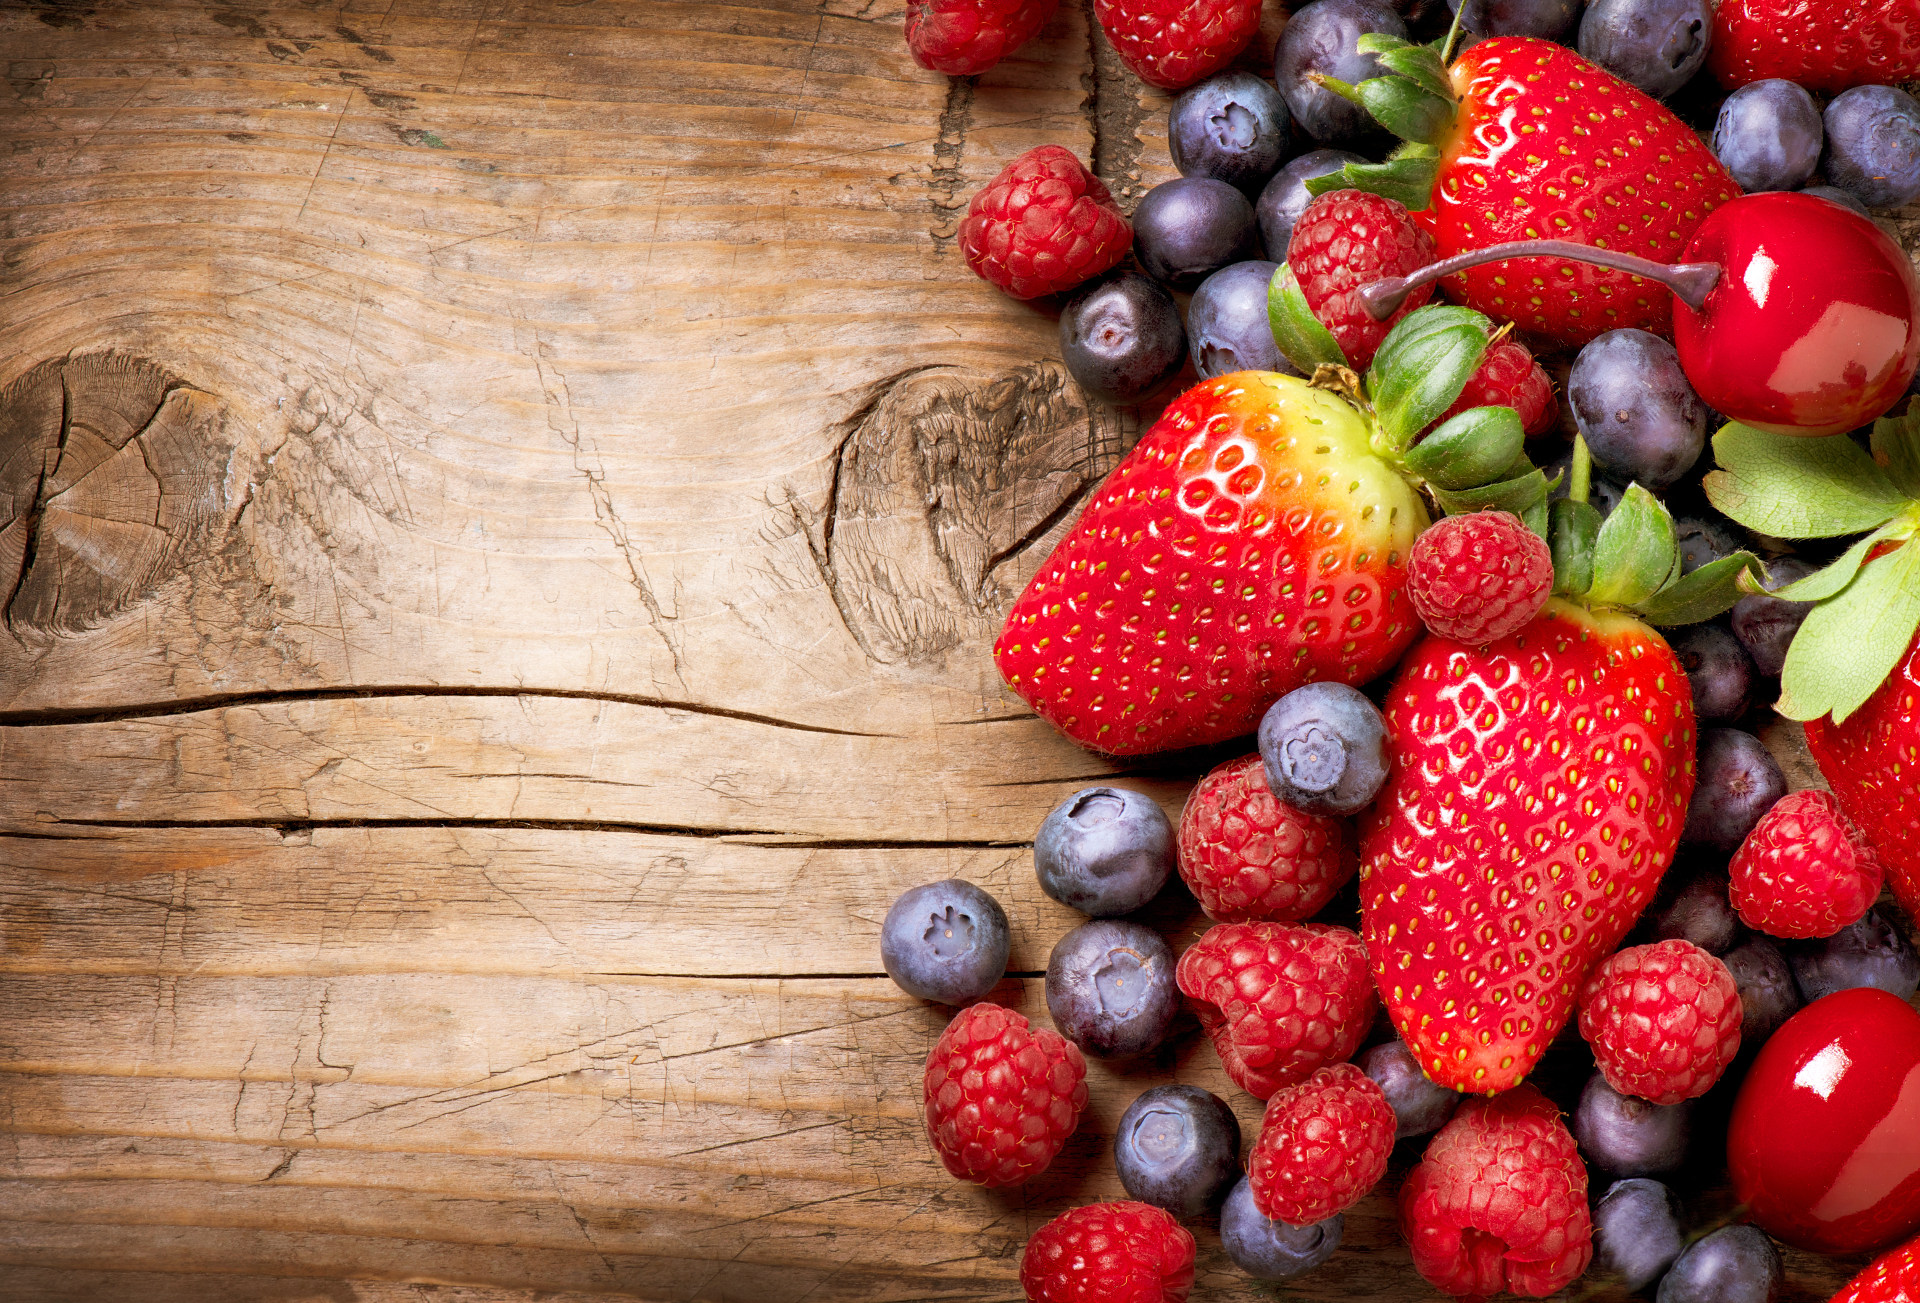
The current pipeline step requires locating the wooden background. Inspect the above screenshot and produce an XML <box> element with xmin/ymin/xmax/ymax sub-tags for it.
<box><xmin>0</xmin><ymin>1</ymin><xmax>1900</xmax><ymax>1299</ymax></box>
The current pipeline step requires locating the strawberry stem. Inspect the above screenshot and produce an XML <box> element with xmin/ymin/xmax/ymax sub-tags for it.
<box><xmin>1438</xmin><ymin>3</ymin><xmax>1467</xmax><ymax>63</ymax></box>
<box><xmin>1359</xmin><ymin>240</ymin><xmax>1723</xmax><ymax>320</ymax></box>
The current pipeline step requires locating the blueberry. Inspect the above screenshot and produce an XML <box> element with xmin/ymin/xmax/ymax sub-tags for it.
<box><xmin>1451</xmin><ymin>0</ymin><xmax>1580</xmax><ymax>37</ymax></box>
<box><xmin>1642</xmin><ymin>858</ymin><xmax>1742</xmax><ymax>954</ymax></box>
<box><xmin>1712</xmin><ymin>81</ymin><xmax>1823</xmax><ymax>192</ymax></box>
<box><xmin>1675</xmin><ymin>515</ymin><xmax>1745</xmax><ymax>574</ymax></box>
<box><xmin>1730</xmin><ymin>557</ymin><xmax>1815</xmax><ymax>677</ymax></box>
<box><xmin>1114</xmin><ymin>1084</ymin><xmax>1242</xmax><ymax>1216</ymax></box>
<box><xmin>1059</xmin><ymin>273</ymin><xmax>1187</xmax><ymax>406</ymax></box>
<box><xmin>1592</xmin><ymin>1179</ymin><xmax>1687</xmax><ymax>1292</ymax></box>
<box><xmin>1133</xmin><ymin>177</ymin><xmax>1257</xmax><ymax>292</ymax></box>
<box><xmin>1573</xmin><ymin>1072</ymin><xmax>1694</xmax><ymax>1177</ymax></box>
<box><xmin>1682</xmin><ymin>728</ymin><xmax>1786</xmax><ymax>851</ymax></box>
<box><xmin>1274</xmin><ymin>0</ymin><xmax>1408</xmax><ymax>145</ymax></box>
<box><xmin>1257</xmin><ymin>682</ymin><xmax>1389</xmax><ymax>816</ymax></box>
<box><xmin>1045</xmin><ymin>919</ymin><xmax>1180</xmax><ymax>1057</ymax></box>
<box><xmin>879</xmin><ymin>879</ymin><xmax>1010</xmax><ymax>1005</ymax></box>
<box><xmin>1170</xmin><ymin>72</ymin><xmax>1293</xmax><ymax>195</ymax></box>
<box><xmin>1672</xmin><ymin>623</ymin><xmax>1754</xmax><ymax>724</ymax></box>
<box><xmin>1567</xmin><ymin>329</ymin><xmax>1707</xmax><ymax>491</ymax></box>
<box><xmin>1801</xmin><ymin>183</ymin><xmax>1873</xmax><ymax>217</ymax></box>
<box><xmin>1824</xmin><ymin>84</ymin><xmax>1920</xmax><ymax>209</ymax></box>
<box><xmin>1359</xmin><ymin>1038</ymin><xmax>1460</xmax><ymax>1139</ymax></box>
<box><xmin>1722</xmin><ymin>936</ymin><xmax>1802</xmax><ymax>1049</ymax></box>
<box><xmin>1656</xmin><ymin>1225</ymin><xmax>1783</xmax><ymax>1303</ymax></box>
<box><xmin>1189</xmin><ymin>260</ymin><xmax>1297</xmax><ymax>379</ymax></box>
<box><xmin>1033</xmin><ymin>786</ymin><xmax>1176</xmax><ymax>916</ymax></box>
<box><xmin>1577</xmin><ymin>0</ymin><xmax>1709</xmax><ymax>97</ymax></box>
<box><xmin>1787</xmin><ymin>907</ymin><xmax>1920</xmax><ymax>1004</ymax></box>
<box><xmin>1546</xmin><ymin>450</ymin><xmax>1628</xmax><ymax>518</ymax></box>
<box><xmin>1220</xmin><ymin>1176</ymin><xmax>1344</xmax><ymax>1280</ymax></box>
<box><xmin>1257</xmin><ymin>149</ymin><xmax>1366</xmax><ymax>260</ymax></box>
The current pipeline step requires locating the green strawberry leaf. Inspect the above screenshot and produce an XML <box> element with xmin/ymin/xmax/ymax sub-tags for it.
<box><xmin>1367</xmin><ymin>306</ymin><xmax>1491</xmax><ymax>450</ymax></box>
<box><xmin>1588</xmin><ymin>484</ymin><xmax>1677</xmax><ymax>609</ymax></box>
<box><xmin>1367</xmin><ymin>41</ymin><xmax>1455</xmax><ymax>103</ymax></box>
<box><xmin>1268</xmin><ymin>263</ymin><xmax>1349</xmax><ymax>373</ymax></box>
<box><xmin>1405</xmin><ymin>405</ymin><xmax>1525</xmax><ymax>491</ymax></box>
<box><xmin>1871</xmin><ymin>406</ymin><xmax>1920</xmax><ymax>498</ymax></box>
<box><xmin>1777</xmin><ymin>538</ymin><xmax>1920</xmax><ymax>724</ymax></box>
<box><xmin>1349</xmin><ymin>77</ymin><xmax>1453</xmax><ymax>143</ymax></box>
<box><xmin>1303</xmin><ymin>146</ymin><xmax>1441</xmax><ymax>210</ymax></box>
<box><xmin>1703</xmin><ymin>423</ymin><xmax>1909</xmax><ymax>538</ymax></box>
<box><xmin>1549</xmin><ymin>498</ymin><xmax>1601</xmax><ymax>597</ymax></box>
<box><xmin>1431</xmin><ymin>467</ymin><xmax>1552</xmax><ymax>537</ymax></box>
<box><xmin>1638</xmin><ymin>552</ymin><xmax>1767</xmax><ymax>627</ymax></box>
<box><xmin>1770</xmin><ymin>518</ymin><xmax>1917</xmax><ymax>602</ymax></box>
<box><xmin>1355</xmin><ymin>32</ymin><xmax>1414</xmax><ymax>52</ymax></box>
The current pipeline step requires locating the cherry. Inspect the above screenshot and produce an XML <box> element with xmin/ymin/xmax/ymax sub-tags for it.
<box><xmin>1725</xmin><ymin>987</ymin><xmax>1920</xmax><ymax>1256</ymax></box>
<box><xmin>1360</xmin><ymin>191</ymin><xmax>1920</xmax><ymax>438</ymax></box>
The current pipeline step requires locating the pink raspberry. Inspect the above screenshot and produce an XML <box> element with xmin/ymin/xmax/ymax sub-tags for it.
<box><xmin>1288</xmin><ymin>190</ymin><xmax>1438</xmax><ymax>371</ymax></box>
<box><xmin>1729</xmin><ymin>788</ymin><xmax>1885</xmax><ymax>939</ymax></box>
<box><xmin>905</xmin><ymin>0</ymin><xmax>1059</xmax><ymax>75</ymax></box>
<box><xmin>1092</xmin><ymin>0</ymin><xmax>1264</xmax><ymax>90</ymax></box>
<box><xmin>1407</xmin><ymin>511</ymin><xmax>1554</xmax><ymax>646</ymax></box>
<box><xmin>1435</xmin><ymin>336</ymin><xmax>1558</xmax><ymax>436</ymax></box>
<box><xmin>957</xmin><ymin>145</ymin><xmax>1131</xmax><ymax>300</ymax></box>
<box><xmin>1177</xmin><ymin>753</ymin><xmax>1356</xmax><ymax>924</ymax></box>
<box><xmin>1020</xmin><ymin>1200</ymin><xmax>1196</xmax><ymax>1303</ymax></box>
<box><xmin>923</xmin><ymin>1003</ymin><xmax>1087</xmax><ymax>1186</ymax></box>
<box><xmin>1248</xmin><ymin>1062</ymin><xmax>1396</xmax><ymax>1226</ymax></box>
<box><xmin>1578</xmin><ymin>939</ymin><xmax>1742</xmax><ymax>1105</ymax></box>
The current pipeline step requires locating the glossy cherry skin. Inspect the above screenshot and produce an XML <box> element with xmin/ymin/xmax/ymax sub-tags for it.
<box><xmin>1673</xmin><ymin>191</ymin><xmax>1920</xmax><ymax>437</ymax></box>
<box><xmin>1727</xmin><ymin>987</ymin><xmax>1920</xmax><ymax>1255</ymax></box>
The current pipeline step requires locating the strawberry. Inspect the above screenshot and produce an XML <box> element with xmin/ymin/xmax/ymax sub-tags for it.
<box><xmin>1835</xmin><ymin>1233</ymin><xmax>1920</xmax><ymax>1303</ymax></box>
<box><xmin>1708</xmin><ymin>0</ymin><xmax>1920</xmax><ymax>92</ymax></box>
<box><xmin>1093</xmin><ymin>0</ymin><xmax>1263</xmax><ymax>91</ymax></box>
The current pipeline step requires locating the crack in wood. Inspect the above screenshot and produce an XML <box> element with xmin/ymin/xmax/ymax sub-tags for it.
<box><xmin>28</xmin><ymin>818</ymin><xmax>1033</xmax><ymax>851</ymax></box>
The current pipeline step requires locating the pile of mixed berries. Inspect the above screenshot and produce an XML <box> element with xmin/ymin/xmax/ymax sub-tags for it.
<box><xmin>888</xmin><ymin>0</ymin><xmax>1920</xmax><ymax>1299</ymax></box>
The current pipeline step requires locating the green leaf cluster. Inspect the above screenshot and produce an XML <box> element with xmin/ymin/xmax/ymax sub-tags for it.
<box><xmin>1298</xmin><ymin>34</ymin><xmax>1454</xmax><ymax>209</ymax></box>
<box><xmin>1549</xmin><ymin>474</ymin><xmax>1765</xmax><ymax>629</ymax></box>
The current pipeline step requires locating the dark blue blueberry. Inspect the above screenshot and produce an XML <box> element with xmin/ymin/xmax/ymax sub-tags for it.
<box><xmin>1573</xmin><ymin>1072</ymin><xmax>1695</xmax><ymax>1177</ymax></box>
<box><xmin>1359</xmin><ymin>1038</ymin><xmax>1460</xmax><ymax>1139</ymax></box>
<box><xmin>1114</xmin><ymin>1084</ymin><xmax>1242</xmax><ymax>1216</ymax></box>
<box><xmin>1801</xmin><ymin>183</ymin><xmax>1872</xmax><ymax>217</ymax></box>
<box><xmin>1568</xmin><ymin>329</ymin><xmax>1707</xmax><ymax>491</ymax></box>
<box><xmin>1712</xmin><ymin>81</ymin><xmax>1823</xmax><ymax>192</ymax></box>
<box><xmin>1730</xmin><ymin>557</ymin><xmax>1815</xmax><ymax>677</ymax></box>
<box><xmin>1274</xmin><ymin>0</ymin><xmax>1408</xmax><ymax>145</ymax></box>
<box><xmin>1189</xmin><ymin>260</ymin><xmax>1296</xmax><ymax>379</ymax></box>
<box><xmin>1722</xmin><ymin>935</ymin><xmax>1802</xmax><ymax>1049</ymax></box>
<box><xmin>1452</xmin><ymin>0</ymin><xmax>1580</xmax><ymax>36</ymax></box>
<box><xmin>1059</xmin><ymin>273</ymin><xmax>1187</xmax><ymax>406</ymax></box>
<box><xmin>1170</xmin><ymin>72</ymin><xmax>1293</xmax><ymax>195</ymax></box>
<box><xmin>1592</xmin><ymin>1179</ymin><xmax>1687</xmax><ymax>1292</ymax></box>
<box><xmin>1577</xmin><ymin>0</ymin><xmax>1708</xmax><ymax>97</ymax></box>
<box><xmin>1546</xmin><ymin>449</ymin><xmax>1628</xmax><ymax>518</ymax></box>
<box><xmin>1642</xmin><ymin>859</ymin><xmax>1742</xmax><ymax>954</ymax></box>
<box><xmin>1045</xmin><ymin>919</ymin><xmax>1180</xmax><ymax>1058</ymax></box>
<box><xmin>1220</xmin><ymin>1176</ymin><xmax>1344</xmax><ymax>1280</ymax></box>
<box><xmin>1033</xmin><ymin>786</ymin><xmax>1176</xmax><ymax>916</ymax></box>
<box><xmin>1257</xmin><ymin>148</ymin><xmax>1366</xmax><ymax>260</ymax></box>
<box><xmin>1682</xmin><ymin>728</ymin><xmax>1786</xmax><ymax>851</ymax></box>
<box><xmin>1824</xmin><ymin>85</ymin><xmax>1920</xmax><ymax>209</ymax></box>
<box><xmin>1257</xmin><ymin>681</ymin><xmax>1389</xmax><ymax>816</ymax></box>
<box><xmin>1133</xmin><ymin>177</ymin><xmax>1257</xmax><ymax>291</ymax></box>
<box><xmin>1787</xmin><ymin>907</ymin><xmax>1920</xmax><ymax>1004</ymax></box>
<box><xmin>1675</xmin><ymin>515</ymin><xmax>1745</xmax><ymax>574</ymax></box>
<box><xmin>879</xmin><ymin>879</ymin><xmax>1010</xmax><ymax>1005</ymax></box>
<box><xmin>1672</xmin><ymin>623</ymin><xmax>1754</xmax><ymax>724</ymax></box>
<box><xmin>1656</xmin><ymin>1225</ymin><xmax>1783</xmax><ymax>1303</ymax></box>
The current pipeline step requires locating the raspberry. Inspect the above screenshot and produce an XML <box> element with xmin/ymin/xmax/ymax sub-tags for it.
<box><xmin>1577</xmin><ymin>939</ymin><xmax>1742</xmax><ymax>1105</ymax></box>
<box><xmin>905</xmin><ymin>0</ymin><xmax>1060</xmax><ymax>75</ymax></box>
<box><xmin>1436</xmin><ymin>336</ymin><xmax>1558</xmax><ymax>436</ymax></box>
<box><xmin>1176</xmin><ymin>753</ymin><xmax>1356</xmax><ymax>923</ymax></box>
<box><xmin>1288</xmin><ymin>190</ymin><xmax>1438</xmax><ymax>372</ymax></box>
<box><xmin>1174</xmin><ymin>921</ymin><xmax>1376</xmax><ymax>1100</ymax></box>
<box><xmin>1407</xmin><ymin>511</ymin><xmax>1554</xmax><ymax>646</ymax></box>
<box><xmin>1092</xmin><ymin>0</ymin><xmax>1263</xmax><ymax>90</ymax></box>
<box><xmin>958</xmin><ymin>146</ymin><xmax>1131</xmax><ymax>300</ymax></box>
<box><xmin>1020</xmin><ymin>1200</ymin><xmax>1197</xmax><ymax>1303</ymax></box>
<box><xmin>923</xmin><ymin>1002</ymin><xmax>1087</xmax><ymax>1186</ymax></box>
<box><xmin>1400</xmin><ymin>1085</ymin><xmax>1593</xmax><ymax>1301</ymax></box>
<box><xmin>1248</xmin><ymin>1062</ymin><xmax>1396</xmax><ymax>1226</ymax></box>
<box><xmin>1729</xmin><ymin>789</ymin><xmax>1885</xmax><ymax>939</ymax></box>
<box><xmin>1834</xmin><ymin>1234</ymin><xmax>1920</xmax><ymax>1303</ymax></box>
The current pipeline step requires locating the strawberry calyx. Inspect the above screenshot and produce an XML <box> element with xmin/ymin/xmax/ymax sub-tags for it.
<box><xmin>1304</xmin><ymin>34</ymin><xmax>1457</xmax><ymax>210</ymax></box>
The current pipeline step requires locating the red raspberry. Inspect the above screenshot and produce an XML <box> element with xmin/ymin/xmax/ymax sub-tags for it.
<box><xmin>1834</xmin><ymin>1233</ymin><xmax>1920</xmax><ymax>1303</ymax></box>
<box><xmin>1729</xmin><ymin>789</ymin><xmax>1885</xmax><ymax>939</ymax></box>
<box><xmin>1407</xmin><ymin>511</ymin><xmax>1554</xmax><ymax>646</ymax></box>
<box><xmin>1400</xmin><ymin>1084</ymin><xmax>1592</xmax><ymax>1301</ymax></box>
<box><xmin>1092</xmin><ymin>0</ymin><xmax>1263</xmax><ymax>90</ymax></box>
<box><xmin>906</xmin><ymin>0</ymin><xmax>1060</xmax><ymax>75</ymax></box>
<box><xmin>1435</xmin><ymin>336</ymin><xmax>1558</xmax><ymax>437</ymax></box>
<box><xmin>1174</xmin><ymin>921</ymin><xmax>1376</xmax><ymax>1100</ymax></box>
<box><xmin>1177</xmin><ymin>753</ymin><xmax>1357</xmax><ymax>923</ymax></box>
<box><xmin>958</xmin><ymin>146</ymin><xmax>1130</xmax><ymax>300</ymax></box>
<box><xmin>1577</xmin><ymin>939</ymin><xmax>1742</xmax><ymax>1105</ymax></box>
<box><xmin>1248</xmin><ymin>1062</ymin><xmax>1396</xmax><ymax>1226</ymax></box>
<box><xmin>923</xmin><ymin>1002</ymin><xmax>1087</xmax><ymax>1186</ymax></box>
<box><xmin>1021</xmin><ymin>1200</ymin><xmax>1196</xmax><ymax>1303</ymax></box>
<box><xmin>1288</xmin><ymin>190</ymin><xmax>1438</xmax><ymax>372</ymax></box>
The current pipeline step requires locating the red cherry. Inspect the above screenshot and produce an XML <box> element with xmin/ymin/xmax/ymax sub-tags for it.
<box><xmin>1727</xmin><ymin>987</ymin><xmax>1920</xmax><ymax>1256</ymax></box>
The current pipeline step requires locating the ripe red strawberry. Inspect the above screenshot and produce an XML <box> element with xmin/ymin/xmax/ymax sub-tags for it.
<box><xmin>1806</xmin><ymin>630</ymin><xmax>1920</xmax><ymax>919</ymax></box>
<box><xmin>1708</xmin><ymin>0</ymin><xmax>1920</xmax><ymax>92</ymax></box>
<box><xmin>1288</xmin><ymin>191</ymin><xmax>1439</xmax><ymax>372</ymax></box>
<box><xmin>1407</xmin><ymin>510</ymin><xmax>1554</xmax><ymax>647</ymax></box>
<box><xmin>958</xmin><ymin>145</ymin><xmax>1131</xmax><ymax>300</ymax></box>
<box><xmin>1835</xmin><ymin>1233</ymin><xmax>1920</xmax><ymax>1303</ymax></box>
<box><xmin>1020</xmin><ymin>1201</ymin><xmax>1197</xmax><ymax>1303</ymax></box>
<box><xmin>1400</xmin><ymin>1084</ymin><xmax>1592</xmax><ymax>1300</ymax></box>
<box><xmin>923</xmin><ymin>1002</ymin><xmax>1087</xmax><ymax>1186</ymax></box>
<box><xmin>1437</xmin><ymin>336</ymin><xmax>1556</xmax><ymax>437</ymax></box>
<box><xmin>1248</xmin><ymin>1062</ymin><xmax>1396</xmax><ymax>1226</ymax></box>
<box><xmin>1177</xmin><ymin>752</ymin><xmax>1357</xmax><ymax>923</ymax></box>
<box><xmin>1092</xmin><ymin>0</ymin><xmax>1263</xmax><ymax>91</ymax></box>
<box><xmin>906</xmin><ymin>0</ymin><xmax>1060</xmax><ymax>75</ymax></box>
<box><xmin>1729</xmin><ymin>789</ymin><xmax>1885</xmax><ymax>939</ymax></box>
<box><xmin>1175</xmin><ymin>921</ymin><xmax>1376</xmax><ymax>1100</ymax></box>
<box><xmin>1577</xmin><ymin>939</ymin><xmax>1742</xmax><ymax>1104</ymax></box>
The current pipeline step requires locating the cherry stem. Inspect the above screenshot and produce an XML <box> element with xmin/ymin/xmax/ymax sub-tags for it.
<box><xmin>1359</xmin><ymin>239</ymin><xmax>1723</xmax><ymax>321</ymax></box>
